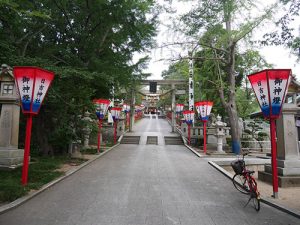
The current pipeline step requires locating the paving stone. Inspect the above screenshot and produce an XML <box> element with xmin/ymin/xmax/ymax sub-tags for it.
<box><xmin>0</xmin><ymin>119</ymin><xmax>299</xmax><ymax>225</ymax></box>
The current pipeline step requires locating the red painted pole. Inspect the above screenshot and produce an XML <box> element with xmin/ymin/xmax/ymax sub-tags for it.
<box><xmin>21</xmin><ymin>114</ymin><xmax>33</xmax><ymax>186</ymax></box>
<box><xmin>203</xmin><ymin>121</ymin><xmax>207</xmax><ymax>154</ymax></box>
<box><xmin>126</xmin><ymin>113</ymin><xmax>129</xmax><ymax>127</ymax></box>
<box><xmin>188</xmin><ymin>124</ymin><xmax>191</xmax><ymax>145</ymax></box>
<box><xmin>114</xmin><ymin>121</ymin><xmax>117</xmax><ymax>144</ymax></box>
<box><xmin>97</xmin><ymin>120</ymin><xmax>102</xmax><ymax>153</ymax></box>
<box><xmin>270</xmin><ymin>118</ymin><xmax>279</xmax><ymax>198</ymax></box>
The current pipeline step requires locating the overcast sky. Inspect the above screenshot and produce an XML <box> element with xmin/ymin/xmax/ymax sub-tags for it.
<box><xmin>139</xmin><ymin>0</ymin><xmax>300</xmax><ymax>80</ymax></box>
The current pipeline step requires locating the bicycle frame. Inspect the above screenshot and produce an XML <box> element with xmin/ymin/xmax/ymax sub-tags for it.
<box><xmin>242</xmin><ymin>170</ymin><xmax>258</xmax><ymax>196</ymax></box>
<box><xmin>232</xmin><ymin>152</ymin><xmax>261</xmax><ymax>211</ymax></box>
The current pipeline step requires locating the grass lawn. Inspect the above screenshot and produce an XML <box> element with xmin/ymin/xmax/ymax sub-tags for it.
<box><xmin>0</xmin><ymin>156</ymin><xmax>86</xmax><ymax>203</ymax></box>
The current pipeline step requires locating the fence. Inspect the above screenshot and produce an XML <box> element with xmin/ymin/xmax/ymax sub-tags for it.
<box><xmin>241</xmin><ymin>140</ymin><xmax>271</xmax><ymax>152</ymax></box>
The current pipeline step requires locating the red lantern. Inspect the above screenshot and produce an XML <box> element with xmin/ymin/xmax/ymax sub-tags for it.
<box><xmin>175</xmin><ymin>103</ymin><xmax>184</xmax><ymax>114</ymax></box>
<box><xmin>111</xmin><ymin>107</ymin><xmax>122</xmax><ymax>144</ymax></box>
<box><xmin>195</xmin><ymin>101</ymin><xmax>213</xmax><ymax>154</ymax></box>
<box><xmin>13</xmin><ymin>66</ymin><xmax>55</xmax><ymax>186</ymax></box>
<box><xmin>93</xmin><ymin>99</ymin><xmax>110</xmax><ymax>153</ymax></box>
<box><xmin>183</xmin><ymin>110</ymin><xmax>195</xmax><ymax>145</ymax></box>
<box><xmin>122</xmin><ymin>104</ymin><xmax>131</xmax><ymax>128</ymax></box>
<box><xmin>93</xmin><ymin>99</ymin><xmax>110</xmax><ymax>120</ymax></box>
<box><xmin>248</xmin><ymin>69</ymin><xmax>291</xmax><ymax>199</ymax></box>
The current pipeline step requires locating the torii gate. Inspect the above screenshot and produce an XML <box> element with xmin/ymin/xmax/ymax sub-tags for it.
<box><xmin>129</xmin><ymin>79</ymin><xmax>187</xmax><ymax>132</ymax></box>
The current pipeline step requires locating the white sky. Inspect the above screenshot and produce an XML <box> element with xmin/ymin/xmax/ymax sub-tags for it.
<box><xmin>137</xmin><ymin>0</ymin><xmax>300</xmax><ymax>80</ymax></box>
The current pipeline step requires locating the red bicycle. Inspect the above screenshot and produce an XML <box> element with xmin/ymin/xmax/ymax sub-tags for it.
<box><xmin>231</xmin><ymin>152</ymin><xmax>261</xmax><ymax>211</ymax></box>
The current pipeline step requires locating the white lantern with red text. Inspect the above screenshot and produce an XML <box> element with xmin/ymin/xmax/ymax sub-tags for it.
<box><xmin>14</xmin><ymin>67</ymin><xmax>54</xmax><ymax>114</ymax></box>
<box><xmin>122</xmin><ymin>104</ymin><xmax>130</xmax><ymax>113</ymax></box>
<box><xmin>183</xmin><ymin>110</ymin><xmax>194</xmax><ymax>124</ymax></box>
<box><xmin>176</xmin><ymin>103</ymin><xmax>184</xmax><ymax>114</ymax></box>
<box><xmin>111</xmin><ymin>107</ymin><xmax>122</xmax><ymax>122</ymax></box>
<box><xmin>248</xmin><ymin>69</ymin><xmax>291</xmax><ymax>119</ymax></box>
<box><xmin>93</xmin><ymin>99</ymin><xmax>110</xmax><ymax>120</ymax></box>
<box><xmin>195</xmin><ymin>101</ymin><xmax>213</xmax><ymax>121</ymax></box>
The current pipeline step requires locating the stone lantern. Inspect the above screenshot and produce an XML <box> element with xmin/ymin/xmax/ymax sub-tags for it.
<box><xmin>82</xmin><ymin>111</ymin><xmax>93</xmax><ymax>148</ymax></box>
<box><xmin>0</xmin><ymin>64</ymin><xmax>23</xmax><ymax>169</ymax></box>
<box><xmin>213</xmin><ymin>115</ymin><xmax>227</xmax><ymax>153</ymax></box>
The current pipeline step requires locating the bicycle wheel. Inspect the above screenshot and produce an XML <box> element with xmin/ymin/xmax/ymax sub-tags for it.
<box><xmin>249</xmin><ymin>179</ymin><xmax>261</xmax><ymax>211</ymax></box>
<box><xmin>232</xmin><ymin>174</ymin><xmax>250</xmax><ymax>194</ymax></box>
<box><xmin>252</xmin><ymin>194</ymin><xmax>260</xmax><ymax>211</ymax></box>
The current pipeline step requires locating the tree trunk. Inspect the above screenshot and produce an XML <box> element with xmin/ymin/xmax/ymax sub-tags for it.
<box><xmin>226</xmin><ymin>102</ymin><xmax>241</xmax><ymax>154</ymax></box>
<box><xmin>35</xmin><ymin>109</ymin><xmax>54</xmax><ymax>156</ymax></box>
<box><xmin>222</xmin><ymin>2</ymin><xmax>241</xmax><ymax>154</ymax></box>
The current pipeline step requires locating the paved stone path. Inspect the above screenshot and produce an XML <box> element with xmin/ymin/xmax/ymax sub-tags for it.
<box><xmin>0</xmin><ymin>117</ymin><xmax>299</xmax><ymax>225</ymax></box>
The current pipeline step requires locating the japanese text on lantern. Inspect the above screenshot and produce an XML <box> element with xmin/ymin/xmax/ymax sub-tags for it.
<box><xmin>34</xmin><ymin>79</ymin><xmax>45</xmax><ymax>104</ymax></box>
<box><xmin>257</xmin><ymin>80</ymin><xmax>268</xmax><ymax>107</ymax></box>
<box><xmin>22</xmin><ymin>76</ymin><xmax>31</xmax><ymax>102</ymax></box>
<box><xmin>272</xmin><ymin>78</ymin><xmax>283</xmax><ymax>104</ymax></box>
<box><xmin>201</xmin><ymin>106</ymin><xmax>205</xmax><ymax>116</ymax></box>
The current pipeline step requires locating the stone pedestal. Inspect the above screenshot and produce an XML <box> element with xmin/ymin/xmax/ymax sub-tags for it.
<box><xmin>258</xmin><ymin>103</ymin><xmax>300</xmax><ymax>187</ymax></box>
<box><xmin>116</xmin><ymin>120</ymin><xmax>125</xmax><ymax>138</ymax></box>
<box><xmin>0</xmin><ymin>105</ymin><xmax>24</xmax><ymax>169</ymax></box>
<box><xmin>0</xmin><ymin>65</ymin><xmax>24</xmax><ymax>169</ymax></box>
<box><xmin>216</xmin><ymin>135</ymin><xmax>225</xmax><ymax>153</ymax></box>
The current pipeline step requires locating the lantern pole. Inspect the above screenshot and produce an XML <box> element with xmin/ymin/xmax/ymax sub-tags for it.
<box><xmin>247</xmin><ymin>69</ymin><xmax>292</xmax><ymax>199</ymax></box>
<box><xmin>203</xmin><ymin>120</ymin><xmax>207</xmax><ymax>154</ymax></box>
<box><xmin>14</xmin><ymin>66</ymin><xmax>55</xmax><ymax>186</ymax></box>
<box><xmin>171</xmin><ymin>83</ymin><xmax>176</xmax><ymax>132</ymax></box>
<box><xmin>21</xmin><ymin>114</ymin><xmax>33</xmax><ymax>185</ymax></box>
<box><xmin>188</xmin><ymin>123</ymin><xmax>191</xmax><ymax>145</ymax></box>
<box><xmin>270</xmin><ymin>118</ymin><xmax>279</xmax><ymax>198</ymax></box>
<box><xmin>114</xmin><ymin>120</ymin><xmax>117</xmax><ymax>144</ymax></box>
<box><xmin>97</xmin><ymin>119</ymin><xmax>102</xmax><ymax>153</ymax></box>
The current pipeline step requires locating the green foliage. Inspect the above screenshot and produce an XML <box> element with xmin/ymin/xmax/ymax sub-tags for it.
<box><xmin>262</xmin><ymin>0</ymin><xmax>300</xmax><ymax>58</ymax></box>
<box><xmin>236</xmin><ymin>87</ymin><xmax>259</xmax><ymax>118</ymax></box>
<box><xmin>0</xmin><ymin>155</ymin><xmax>87</xmax><ymax>202</ymax></box>
<box><xmin>0</xmin><ymin>0</ymin><xmax>158</xmax><ymax>154</ymax></box>
<box><xmin>161</xmin><ymin>47</ymin><xmax>266</xmax><ymax>118</ymax></box>
<box><xmin>257</xmin><ymin>131</ymin><xmax>269</xmax><ymax>141</ymax></box>
<box><xmin>80</xmin><ymin>148</ymin><xmax>99</xmax><ymax>155</ymax></box>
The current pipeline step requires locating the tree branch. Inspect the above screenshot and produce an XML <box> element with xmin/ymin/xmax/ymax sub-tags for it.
<box><xmin>98</xmin><ymin>27</ymin><xmax>110</xmax><ymax>53</ymax></box>
<box><xmin>158</xmin><ymin>55</ymin><xmax>226</xmax><ymax>63</ymax></box>
<box><xmin>233</xmin><ymin>4</ymin><xmax>276</xmax><ymax>43</ymax></box>
<box><xmin>158</xmin><ymin>41</ymin><xmax>228</xmax><ymax>54</ymax></box>
<box><xmin>51</xmin><ymin>55</ymin><xmax>70</xmax><ymax>66</ymax></box>
<box><xmin>21</xmin><ymin>24</ymin><xmax>47</xmax><ymax>57</ymax></box>
<box><xmin>53</xmin><ymin>0</ymin><xmax>75</xmax><ymax>33</ymax></box>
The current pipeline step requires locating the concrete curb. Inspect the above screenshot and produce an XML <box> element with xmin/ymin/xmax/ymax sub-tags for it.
<box><xmin>170</xmin><ymin>121</ymin><xmax>204</xmax><ymax>158</ymax></box>
<box><xmin>208</xmin><ymin>160</ymin><xmax>300</xmax><ymax>219</ymax></box>
<box><xmin>0</xmin><ymin>143</ymin><xmax>120</xmax><ymax>215</ymax></box>
<box><xmin>184</xmin><ymin>143</ymin><xmax>204</xmax><ymax>158</ymax></box>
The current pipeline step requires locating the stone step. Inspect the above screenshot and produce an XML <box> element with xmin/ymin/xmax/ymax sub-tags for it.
<box><xmin>164</xmin><ymin>136</ymin><xmax>184</xmax><ymax>145</ymax></box>
<box><xmin>120</xmin><ymin>136</ymin><xmax>140</xmax><ymax>144</ymax></box>
<box><xmin>258</xmin><ymin>170</ymin><xmax>300</xmax><ymax>187</ymax></box>
<box><xmin>146</xmin><ymin>136</ymin><xmax>158</xmax><ymax>145</ymax></box>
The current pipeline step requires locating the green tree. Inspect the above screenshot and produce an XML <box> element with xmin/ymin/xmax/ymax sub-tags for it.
<box><xmin>262</xmin><ymin>0</ymin><xmax>300</xmax><ymax>58</ymax></box>
<box><xmin>0</xmin><ymin>0</ymin><xmax>158</xmax><ymax>155</ymax></box>
<box><xmin>170</xmin><ymin>0</ymin><xmax>275</xmax><ymax>153</ymax></box>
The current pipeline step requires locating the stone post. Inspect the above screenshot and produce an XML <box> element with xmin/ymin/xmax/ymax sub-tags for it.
<box><xmin>276</xmin><ymin>104</ymin><xmax>300</xmax><ymax>176</ymax></box>
<box><xmin>0</xmin><ymin>64</ymin><xmax>24</xmax><ymax>169</ymax></box>
<box><xmin>82</xmin><ymin>111</ymin><xmax>93</xmax><ymax>148</ymax></box>
<box><xmin>213</xmin><ymin>115</ymin><xmax>227</xmax><ymax>153</ymax></box>
<box><xmin>259</xmin><ymin>103</ymin><xmax>300</xmax><ymax>187</ymax></box>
